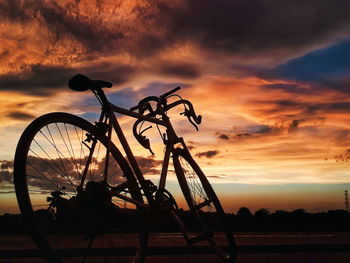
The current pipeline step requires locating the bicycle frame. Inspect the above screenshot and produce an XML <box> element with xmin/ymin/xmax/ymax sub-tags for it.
<box><xmin>92</xmin><ymin>88</ymin><xmax>192</xmax><ymax>208</ymax></box>
<box><xmin>14</xmin><ymin>77</ymin><xmax>237</xmax><ymax>263</ymax></box>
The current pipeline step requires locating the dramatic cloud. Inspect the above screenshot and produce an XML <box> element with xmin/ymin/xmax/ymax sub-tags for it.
<box><xmin>217</xmin><ymin>133</ymin><xmax>229</xmax><ymax>140</ymax></box>
<box><xmin>0</xmin><ymin>160</ymin><xmax>13</xmax><ymax>186</ymax></box>
<box><xmin>0</xmin><ymin>0</ymin><xmax>124</xmax><ymax>52</ymax></box>
<box><xmin>196</xmin><ymin>150</ymin><xmax>219</xmax><ymax>158</ymax></box>
<box><xmin>261</xmin><ymin>84</ymin><xmax>316</xmax><ymax>95</ymax></box>
<box><xmin>3</xmin><ymin>0</ymin><xmax>350</xmax><ymax>60</ymax></box>
<box><xmin>2</xmin><ymin>0</ymin><xmax>350</xmax><ymax>95</ymax></box>
<box><xmin>157</xmin><ymin>62</ymin><xmax>200</xmax><ymax>79</ymax></box>
<box><xmin>0</xmin><ymin>63</ymin><xmax>135</xmax><ymax>96</ymax></box>
<box><xmin>6</xmin><ymin>111</ymin><xmax>35</xmax><ymax>121</ymax></box>
<box><xmin>134</xmin><ymin>156</ymin><xmax>162</xmax><ymax>174</ymax></box>
<box><xmin>158</xmin><ymin>0</ymin><xmax>350</xmax><ymax>60</ymax></box>
<box><xmin>0</xmin><ymin>161</ymin><xmax>12</xmax><ymax>170</ymax></box>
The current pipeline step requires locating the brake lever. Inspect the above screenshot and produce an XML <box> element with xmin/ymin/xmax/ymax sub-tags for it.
<box><xmin>181</xmin><ymin>110</ymin><xmax>199</xmax><ymax>131</ymax></box>
<box><xmin>188</xmin><ymin>116</ymin><xmax>199</xmax><ymax>131</ymax></box>
<box><xmin>136</xmin><ymin>125</ymin><xmax>155</xmax><ymax>155</ymax></box>
<box><xmin>137</xmin><ymin>134</ymin><xmax>155</xmax><ymax>155</ymax></box>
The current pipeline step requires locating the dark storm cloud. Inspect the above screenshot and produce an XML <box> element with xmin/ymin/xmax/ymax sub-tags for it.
<box><xmin>83</xmin><ymin>63</ymin><xmax>136</xmax><ymax>85</ymax></box>
<box><xmin>254</xmin><ymin>99</ymin><xmax>307</xmax><ymax>115</ymax></box>
<box><xmin>0</xmin><ymin>160</ymin><xmax>13</xmax><ymax>184</ymax></box>
<box><xmin>0</xmin><ymin>161</ymin><xmax>12</xmax><ymax>170</ymax></box>
<box><xmin>289</xmin><ymin>119</ymin><xmax>306</xmax><ymax>131</ymax></box>
<box><xmin>2</xmin><ymin>0</ymin><xmax>350</xmax><ymax>97</ymax></box>
<box><xmin>0</xmin><ymin>64</ymin><xmax>73</xmax><ymax>95</ymax></box>
<box><xmin>217</xmin><ymin>133</ymin><xmax>230</xmax><ymax>140</ymax></box>
<box><xmin>6</xmin><ymin>111</ymin><xmax>35</xmax><ymax>121</ymax></box>
<box><xmin>0</xmin><ymin>0</ymin><xmax>35</xmax><ymax>23</ymax></box>
<box><xmin>0</xmin><ymin>63</ymin><xmax>135</xmax><ymax>96</ymax></box>
<box><xmin>216</xmin><ymin>118</ymin><xmax>327</xmax><ymax>142</ymax></box>
<box><xmin>0</xmin><ymin>0</ymin><xmax>124</xmax><ymax>52</ymax></box>
<box><xmin>215</xmin><ymin>125</ymin><xmax>276</xmax><ymax>142</ymax></box>
<box><xmin>158</xmin><ymin>0</ymin><xmax>350</xmax><ymax>57</ymax></box>
<box><xmin>196</xmin><ymin>150</ymin><xmax>219</xmax><ymax>158</ymax></box>
<box><xmin>0</xmin><ymin>170</ymin><xmax>12</xmax><ymax>184</ymax></box>
<box><xmin>235</xmin><ymin>133</ymin><xmax>252</xmax><ymax>138</ymax></box>
<box><xmin>39</xmin><ymin>3</ymin><xmax>124</xmax><ymax>51</ymax></box>
<box><xmin>4</xmin><ymin>0</ymin><xmax>350</xmax><ymax>60</ymax></box>
<box><xmin>261</xmin><ymin>84</ymin><xmax>316</xmax><ymax>95</ymax></box>
<box><xmin>305</xmin><ymin>102</ymin><xmax>350</xmax><ymax>115</ymax></box>
<box><xmin>158</xmin><ymin>62</ymin><xmax>201</xmax><ymax>79</ymax></box>
<box><xmin>257</xmin><ymin>100</ymin><xmax>350</xmax><ymax>116</ymax></box>
<box><xmin>251</xmin><ymin>125</ymin><xmax>272</xmax><ymax>134</ymax></box>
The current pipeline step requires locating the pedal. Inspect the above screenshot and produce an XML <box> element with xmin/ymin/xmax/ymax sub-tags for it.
<box><xmin>186</xmin><ymin>231</ymin><xmax>214</xmax><ymax>245</ymax></box>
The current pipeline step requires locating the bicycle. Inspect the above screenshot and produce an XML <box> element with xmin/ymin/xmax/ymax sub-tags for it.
<box><xmin>14</xmin><ymin>74</ymin><xmax>237</xmax><ymax>263</ymax></box>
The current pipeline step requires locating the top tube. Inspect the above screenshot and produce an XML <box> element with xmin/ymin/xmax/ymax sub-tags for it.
<box><xmin>110</xmin><ymin>103</ymin><xmax>166</xmax><ymax>126</ymax></box>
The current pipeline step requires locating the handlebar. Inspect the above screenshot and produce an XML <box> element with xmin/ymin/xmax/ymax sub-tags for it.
<box><xmin>130</xmin><ymin>87</ymin><xmax>181</xmax><ymax>112</ymax></box>
<box><xmin>160</xmin><ymin>86</ymin><xmax>181</xmax><ymax>100</ymax></box>
<box><xmin>130</xmin><ymin>96</ymin><xmax>159</xmax><ymax>113</ymax></box>
<box><xmin>131</xmin><ymin>87</ymin><xmax>202</xmax><ymax>153</ymax></box>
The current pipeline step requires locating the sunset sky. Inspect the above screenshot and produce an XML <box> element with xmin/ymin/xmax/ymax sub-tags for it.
<box><xmin>1</xmin><ymin>0</ymin><xmax>350</xmax><ymax>214</ymax></box>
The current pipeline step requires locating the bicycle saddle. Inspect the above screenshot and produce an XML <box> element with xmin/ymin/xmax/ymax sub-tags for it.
<box><xmin>68</xmin><ymin>74</ymin><xmax>112</xmax><ymax>91</ymax></box>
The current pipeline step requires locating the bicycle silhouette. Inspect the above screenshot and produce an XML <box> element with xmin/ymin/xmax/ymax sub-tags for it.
<box><xmin>14</xmin><ymin>74</ymin><xmax>237</xmax><ymax>263</ymax></box>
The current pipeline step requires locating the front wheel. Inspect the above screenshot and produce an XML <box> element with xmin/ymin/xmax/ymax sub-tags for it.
<box><xmin>14</xmin><ymin>112</ymin><xmax>146</xmax><ymax>263</ymax></box>
<box><xmin>173</xmin><ymin>148</ymin><xmax>237</xmax><ymax>262</ymax></box>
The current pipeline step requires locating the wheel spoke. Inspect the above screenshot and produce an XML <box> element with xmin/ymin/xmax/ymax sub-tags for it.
<box><xmin>44</xmin><ymin>126</ymin><xmax>75</xmax><ymax>174</ymax></box>
<box><xmin>28</xmin><ymin>149</ymin><xmax>76</xmax><ymax>190</ymax></box>
<box><xmin>32</xmin><ymin>138</ymin><xmax>68</xmax><ymax>179</ymax></box>
<box><xmin>64</xmin><ymin>123</ymin><xmax>81</xmax><ymax>178</ymax></box>
<box><xmin>54</xmin><ymin>123</ymin><xmax>80</xmax><ymax>180</ymax></box>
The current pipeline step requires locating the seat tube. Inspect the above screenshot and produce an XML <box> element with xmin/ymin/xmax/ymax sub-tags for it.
<box><xmin>158</xmin><ymin>144</ymin><xmax>171</xmax><ymax>190</ymax></box>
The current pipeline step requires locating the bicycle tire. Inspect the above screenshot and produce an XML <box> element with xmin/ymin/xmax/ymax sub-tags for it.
<box><xmin>173</xmin><ymin>148</ymin><xmax>237</xmax><ymax>262</ymax></box>
<box><xmin>14</xmin><ymin>112</ymin><xmax>147</xmax><ymax>263</ymax></box>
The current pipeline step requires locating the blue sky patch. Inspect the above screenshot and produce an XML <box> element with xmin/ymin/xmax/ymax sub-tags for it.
<box><xmin>261</xmin><ymin>39</ymin><xmax>350</xmax><ymax>92</ymax></box>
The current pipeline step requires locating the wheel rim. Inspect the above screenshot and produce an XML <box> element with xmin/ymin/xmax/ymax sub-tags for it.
<box><xmin>14</xmin><ymin>113</ymin><xmax>145</xmax><ymax>263</ymax></box>
<box><xmin>177</xmin><ymin>153</ymin><xmax>237</xmax><ymax>262</ymax></box>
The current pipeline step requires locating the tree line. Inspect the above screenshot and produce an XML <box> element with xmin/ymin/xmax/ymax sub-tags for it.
<box><xmin>0</xmin><ymin>207</ymin><xmax>349</xmax><ymax>234</ymax></box>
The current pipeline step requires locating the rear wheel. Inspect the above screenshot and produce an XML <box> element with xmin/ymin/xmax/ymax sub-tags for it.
<box><xmin>14</xmin><ymin>112</ymin><xmax>146</xmax><ymax>263</ymax></box>
<box><xmin>173</xmin><ymin>148</ymin><xmax>237</xmax><ymax>262</ymax></box>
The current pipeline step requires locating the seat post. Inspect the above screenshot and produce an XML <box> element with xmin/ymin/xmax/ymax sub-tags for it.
<box><xmin>93</xmin><ymin>87</ymin><xmax>110</xmax><ymax>109</ymax></box>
